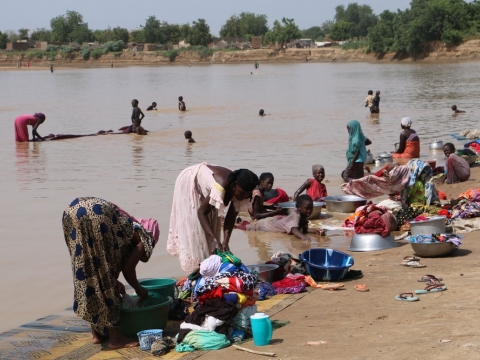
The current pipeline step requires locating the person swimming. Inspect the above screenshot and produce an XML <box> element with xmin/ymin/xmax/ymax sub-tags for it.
<box><xmin>146</xmin><ymin>102</ymin><xmax>157</xmax><ymax>111</ymax></box>
<box><xmin>451</xmin><ymin>105</ymin><xmax>465</xmax><ymax>114</ymax></box>
<box><xmin>178</xmin><ymin>96</ymin><xmax>186</xmax><ymax>111</ymax></box>
<box><xmin>293</xmin><ymin>165</ymin><xmax>328</xmax><ymax>201</ymax></box>
<box><xmin>259</xmin><ymin>109</ymin><xmax>266</xmax><ymax>116</ymax></box>
<box><xmin>184</xmin><ymin>130</ymin><xmax>195</xmax><ymax>143</ymax></box>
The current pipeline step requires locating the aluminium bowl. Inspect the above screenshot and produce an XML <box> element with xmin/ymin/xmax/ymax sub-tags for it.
<box><xmin>410</xmin><ymin>241</ymin><xmax>458</xmax><ymax>257</ymax></box>
<box><xmin>409</xmin><ymin>216</ymin><xmax>446</xmax><ymax>235</ymax></box>
<box><xmin>245</xmin><ymin>264</ymin><xmax>279</xmax><ymax>283</ymax></box>
<box><xmin>276</xmin><ymin>201</ymin><xmax>325</xmax><ymax>220</ymax></box>
<box><xmin>429</xmin><ymin>140</ymin><xmax>444</xmax><ymax>150</ymax></box>
<box><xmin>348</xmin><ymin>233</ymin><xmax>397</xmax><ymax>252</ymax></box>
<box><xmin>322</xmin><ymin>195</ymin><xmax>367</xmax><ymax>213</ymax></box>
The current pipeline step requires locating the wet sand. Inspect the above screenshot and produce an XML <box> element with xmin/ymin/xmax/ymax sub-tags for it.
<box><xmin>1</xmin><ymin>63</ymin><xmax>480</xmax><ymax>333</ymax></box>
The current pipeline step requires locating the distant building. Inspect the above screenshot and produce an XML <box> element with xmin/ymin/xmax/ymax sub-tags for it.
<box><xmin>251</xmin><ymin>36</ymin><xmax>261</xmax><ymax>49</ymax></box>
<box><xmin>7</xmin><ymin>40</ymin><xmax>35</xmax><ymax>51</ymax></box>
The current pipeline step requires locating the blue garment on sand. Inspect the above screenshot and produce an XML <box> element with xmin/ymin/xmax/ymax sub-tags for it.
<box><xmin>175</xmin><ymin>330</ymin><xmax>230</xmax><ymax>352</ymax></box>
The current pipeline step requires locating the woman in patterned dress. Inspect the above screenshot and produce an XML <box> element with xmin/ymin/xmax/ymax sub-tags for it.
<box><xmin>62</xmin><ymin>197</ymin><xmax>159</xmax><ymax>349</ymax></box>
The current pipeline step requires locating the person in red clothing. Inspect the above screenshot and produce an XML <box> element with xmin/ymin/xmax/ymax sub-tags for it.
<box><xmin>293</xmin><ymin>165</ymin><xmax>328</xmax><ymax>201</ymax></box>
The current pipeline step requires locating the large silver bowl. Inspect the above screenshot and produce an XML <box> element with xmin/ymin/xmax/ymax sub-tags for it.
<box><xmin>322</xmin><ymin>195</ymin><xmax>367</xmax><ymax>213</ymax></box>
<box><xmin>348</xmin><ymin>233</ymin><xmax>397</xmax><ymax>252</ymax></box>
<box><xmin>410</xmin><ymin>242</ymin><xmax>458</xmax><ymax>257</ymax></box>
<box><xmin>410</xmin><ymin>216</ymin><xmax>446</xmax><ymax>235</ymax></box>
<box><xmin>429</xmin><ymin>140</ymin><xmax>444</xmax><ymax>150</ymax></box>
<box><xmin>276</xmin><ymin>201</ymin><xmax>325</xmax><ymax>220</ymax></box>
<box><xmin>246</xmin><ymin>264</ymin><xmax>279</xmax><ymax>283</ymax></box>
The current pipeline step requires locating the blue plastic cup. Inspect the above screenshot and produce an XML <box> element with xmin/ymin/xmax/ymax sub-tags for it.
<box><xmin>250</xmin><ymin>313</ymin><xmax>272</xmax><ymax>346</ymax></box>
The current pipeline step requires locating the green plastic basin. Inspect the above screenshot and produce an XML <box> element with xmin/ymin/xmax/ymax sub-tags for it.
<box><xmin>120</xmin><ymin>296</ymin><xmax>172</xmax><ymax>338</ymax></box>
<box><xmin>139</xmin><ymin>278</ymin><xmax>176</xmax><ymax>298</ymax></box>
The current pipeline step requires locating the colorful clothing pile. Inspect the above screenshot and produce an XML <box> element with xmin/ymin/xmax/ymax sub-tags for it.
<box><xmin>451</xmin><ymin>200</ymin><xmax>480</xmax><ymax>219</ymax></box>
<box><xmin>272</xmin><ymin>274</ymin><xmax>306</xmax><ymax>294</ymax></box>
<box><xmin>400</xmin><ymin>159</ymin><xmax>439</xmax><ymax>206</ymax></box>
<box><xmin>353</xmin><ymin>205</ymin><xmax>397</xmax><ymax>236</ymax></box>
<box><xmin>407</xmin><ymin>234</ymin><xmax>462</xmax><ymax>247</ymax></box>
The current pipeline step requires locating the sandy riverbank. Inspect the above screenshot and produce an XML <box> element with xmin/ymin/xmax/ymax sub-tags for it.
<box><xmin>2</xmin><ymin>40</ymin><xmax>480</xmax><ymax>70</ymax></box>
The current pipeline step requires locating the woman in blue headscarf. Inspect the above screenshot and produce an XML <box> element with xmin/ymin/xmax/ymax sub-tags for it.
<box><xmin>342</xmin><ymin>120</ymin><xmax>372</xmax><ymax>182</ymax></box>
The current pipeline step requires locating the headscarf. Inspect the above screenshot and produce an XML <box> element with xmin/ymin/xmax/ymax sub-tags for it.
<box><xmin>401</xmin><ymin>117</ymin><xmax>412</xmax><ymax>128</ymax></box>
<box><xmin>346</xmin><ymin>120</ymin><xmax>366</xmax><ymax>163</ymax></box>
<box><xmin>34</xmin><ymin>113</ymin><xmax>46</xmax><ymax>121</ymax></box>
<box><xmin>400</xmin><ymin>159</ymin><xmax>439</xmax><ymax>206</ymax></box>
<box><xmin>227</xmin><ymin>169</ymin><xmax>259</xmax><ymax>192</ymax></box>
<box><xmin>137</xmin><ymin>218</ymin><xmax>160</xmax><ymax>245</ymax></box>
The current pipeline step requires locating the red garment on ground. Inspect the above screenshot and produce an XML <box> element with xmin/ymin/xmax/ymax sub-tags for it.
<box><xmin>438</xmin><ymin>191</ymin><xmax>447</xmax><ymax>200</ymax></box>
<box><xmin>306</xmin><ymin>179</ymin><xmax>328</xmax><ymax>201</ymax></box>
<box><xmin>438</xmin><ymin>209</ymin><xmax>451</xmax><ymax>219</ymax></box>
<box><xmin>374</xmin><ymin>165</ymin><xmax>390</xmax><ymax>177</ymax></box>
<box><xmin>354</xmin><ymin>205</ymin><xmax>390</xmax><ymax>237</ymax></box>
<box><xmin>196</xmin><ymin>286</ymin><xmax>223</xmax><ymax>304</ymax></box>
<box><xmin>265</xmin><ymin>188</ymin><xmax>290</xmax><ymax>204</ymax></box>
<box><xmin>468</xmin><ymin>143</ymin><xmax>480</xmax><ymax>153</ymax></box>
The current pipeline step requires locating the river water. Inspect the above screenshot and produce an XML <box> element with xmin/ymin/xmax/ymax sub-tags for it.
<box><xmin>1</xmin><ymin>62</ymin><xmax>479</xmax><ymax>331</ymax></box>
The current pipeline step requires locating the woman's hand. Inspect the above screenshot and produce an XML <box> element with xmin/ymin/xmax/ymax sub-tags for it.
<box><xmin>135</xmin><ymin>285</ymin><xmax>149</xmax><ymax>306</ymax></box>
<box><xmin>220</xmin><ymin>240</ymin><xmax>230</xmax><ymax>253</ymax></box>
<box><xmin>316</xmin><ymin>229</ymin><xmax>326</xmax><ymax>236</ymax></box>
<box><xmin>115</xmin><ymin>280</ymin><xmax>126</xmax><ymax>296</ymax></box>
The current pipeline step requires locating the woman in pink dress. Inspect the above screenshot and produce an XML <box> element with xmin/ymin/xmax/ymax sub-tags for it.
<box><xmin>14</xmin><ymin>113</ymin><xmax>46</xmax><ymax>142</ymax></box>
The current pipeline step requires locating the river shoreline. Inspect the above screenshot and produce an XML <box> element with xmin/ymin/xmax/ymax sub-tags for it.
<box><xmin>2</xmin><ymin>39</ymin><xmax>480</xmax><ymax>69</ymax></box>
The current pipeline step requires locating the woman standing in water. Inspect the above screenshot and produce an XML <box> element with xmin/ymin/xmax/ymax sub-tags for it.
<box><xmin>342</xmin><ymin>120</ymin><xmax>372</xmax><ymax>182</ymax></box>
<box><xmin>167</xmin><ymin>163</ymin><xmax>259</xmax><ymax>273</ymax></box>
<box><xmin>14</xmin><ymin>113</ymin><xmax>46</xmax><ymax>142</ymax></box>
<box><xmin>62</xmin><ymin>197</ymin><xmax>159</xmax><ymax>349</ymax></box>
<box><xmin>391</xmin><ymin>117</ymin><xmax>420</xmax><ymax>159</ymax></box>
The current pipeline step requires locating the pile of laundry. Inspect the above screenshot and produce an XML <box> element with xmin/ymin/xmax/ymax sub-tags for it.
<box><xmin>407</xmin><ymin>234</ymin><xmax>463</xmax><ymax>247</ymax></box>
<box><xmin>342</xmin><ymin>204</ymin><xmax>397</xmax><ymax>236</ymax></box>
<box><xmin>175</xmin><ymin>251</ymin><xmax>266</xmax><ymax>352</ymax></box>
<box><xmin>459</xmin><ymin>129</ymin><xmax>480</xmax><ymax>140</ymax></box>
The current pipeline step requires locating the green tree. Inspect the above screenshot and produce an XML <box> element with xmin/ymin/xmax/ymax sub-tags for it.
<box><xmin>50</xmin><ymin>10</ymin><xmax>92</xmax><ymax>42</ymax></box>
<box><xmin>220</xmin><ymin>15</ymin><xmax>242</xmax><ymax>37</ymax></box>
<box><xmin>268</xmin><ymin>17</ymin><xmax>301</xmax><ymax>46</ymax></box>
<box><xmin>143</xmin><ymin>16</ymin><xmax>166</xmax><ymax>43</ymax></box>
<box><xmin>129</xmin><ymin>29</ymin><xmax>144</xmax><ymax>42</ymax></box>
<box><xmin>367</xmin><ymin>10</ymin><xmax>396</xmax><ymax>53</ymax></box>
<box><xmin>0</xmin><ymin>31</ymin><xmax>8</xmax><ymax>49</ymax></box>
<box><xmin>333</xmin><ymin>3</ymin><xmax>377</xmax><ymax>39</ymax></box>
<box><xmin>18</xmin><ymin>28</ymin><xmax>29</xmax><ymax>40</ymax></box>
<box><xmin>112</xmin><ymin>27</ymin><xmax>129</xmax><ymax>43</ymax></box>
<box><xmin>301</xmin><ymin>26</ymin><xmax>324</xmax><ymax>41</ymax></box>
<box><xmin>239</xmin><ymin>12</ymin><xmax>269</xmax><ymax>36</ymax></box>
<box><xmin>30</xmin><ymin>28</ymin><xmax>52</xmax><ymax>41</ymax></box>
<box><xmin>185</xmin><ymin>19</ymin><xmax>212</xmax><ymax>46</ymax></box>
<box><xmin>330</xmin><ymin>20</ymin><xmax>355</xmax><ymax>40</ymax></box>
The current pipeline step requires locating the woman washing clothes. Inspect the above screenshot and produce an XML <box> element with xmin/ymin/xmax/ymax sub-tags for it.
<box><xmin>342</xmin><ymin>120</ymin><xmax>372</xmax><ymax>182</ymax></box>
<box><xmin>443</xmin><ymin>143</ymin><xmax>471</xmax><ymax>184</ymax></box>
<box><xmin>14</xmin><ymin>113</ymin><xmax>46</xmax><ymax>142</ymax></box>
<box><xmin>249</xmin><ymin>172</ymin><xmax>286</xmax><ymax>220</ymax></box>
<box><xmin>62</xmin><ymin>197</ymin><xmax>159</xmax><ymax>349</ymax></box>
<box><xmin>391</xmin><ymin>117</ymin><xmax>420</xmax><ymax>159</ymax></box>
<box><xmin>167</xmin><ymin>163</ymin><xmax>259</xmax><ymax>273</ymax></box>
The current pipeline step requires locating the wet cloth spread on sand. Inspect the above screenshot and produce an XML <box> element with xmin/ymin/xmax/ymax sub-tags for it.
<box><xmin>62</xmin><ymin>197</ymin><xmax>155</xmax><ymax>336</ymax></box>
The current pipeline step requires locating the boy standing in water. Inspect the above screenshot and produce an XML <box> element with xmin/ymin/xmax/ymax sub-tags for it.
<box><xmin>131</xmin><ymin>99</ymin><xmax>145</xmax><ymax>132</ymax></box>
<box><xmin>373</xmin><ymin>91</ymin><xmax>380</xmax><ymax>113</ymax></box>
<box><xmin>178</xmin><ymin>96</ymin><xmax>186</xmax><ymax>111</ymax></box>
<box><xmin>184</xmin><ymin>130</ymin><xmax>195</xmax><ymax>143</ymax></box>
<box><xmin>365</xmin><ymin>90</ymin><xmax>375</xmax><ymax>113</ymax></box>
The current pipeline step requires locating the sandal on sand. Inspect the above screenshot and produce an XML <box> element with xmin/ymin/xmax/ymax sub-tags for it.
<box><xmin>354</xmin><ymin>284</ymin><xmax>369</xmax><ymax>292</ymax></box>
<box><xmin>426</xmin><ymin>279</ymin><xmax>445</xmax><ymax>286</ymax></box>
<box><xmin>320</xmin><ymin>283</ymin><xmax>344</xmax><ymax>291</ymax></box>
<box><xmin>305</xmin><ymin>275</ymin><xmax>325</xmax><ymax>288</ymax></box>
<box><xmin>396</xmin><ymin>292</ymin><xmax>419</xmax><ymax>301</ymax></box>
<box><xmin>418</xmin><ymin>275</ymin><xmax>443</xmax><ymax>282</ymax></box>
<box><xmin>402</xmin><ymin>260</ymin><xmax>426</xmax><ymax>268</ymax></box>
<box><xmin>402</xmin><ymin>256</ymin><xmax>420</xmax><ymax>264</ymax></box>
<box><xmin>415</xmin><ymin>284</ymin><xmax>447</xmax><ymax>294</ymax></box>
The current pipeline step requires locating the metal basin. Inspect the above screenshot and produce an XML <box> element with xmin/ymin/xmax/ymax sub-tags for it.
<box><xmin>429</xmin><ymin>140</ymin><xmax>444</xmax><ymax>150</ymax></box>
<box><xmin>277</xmin><ymin>201</ymin><xmax>325</xmax><ymax>220</ymax></box>
<box><xmin>322</xmin><ymin>195</ymin><xmax>367</xmax><ymax>213</ymax></box>
<box><xmin>348</xmin><ymin>233</ymin><xmax>397</xmax><ymax>252</ymax></box>
<box><xmin>245</xmin><ymin>264</ymin><xmax>279</xmax><ymax>283</ymax></box>
<box><xmin>410</xmin><ymin>216</ymin><xmax>446</xmax><ymax>235</ymax></box>
<box><xmin>410</xmin><ymin>242</ymin><xmax>458</xmax><ymax>257</ymax></box>
<box><xmin>377</xmin><ymin>152</ymin><xmax>393</xmax><ymax>163</ymax></box>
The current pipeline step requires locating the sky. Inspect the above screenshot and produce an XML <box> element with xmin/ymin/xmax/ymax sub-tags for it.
<box><xmin>1</xmin><ymin>0</ymin><xmax>412</xmax><ymax>36</ymax></box>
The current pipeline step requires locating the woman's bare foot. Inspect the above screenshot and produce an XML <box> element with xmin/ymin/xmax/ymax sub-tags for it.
<box><xmin>108</xmin><ymin>328</ymin><xmax>139</xmax><ymax>349</ymax></box>
<box><xmin>91</xmin><ymin>327</ymin><xmax>107</xmax><ymax>344</ymax></box>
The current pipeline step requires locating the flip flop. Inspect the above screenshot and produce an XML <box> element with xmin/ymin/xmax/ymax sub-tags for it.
<box><xmin>396</xmin><ymin>292</ymin><xmax>419</xmax><ymax>301</ymax></box>
<box><xmin>415</xmin><ymin>284</ymin><xmax>448</xmax><ymax>294</ymax></box>
<box><xmin>320</xmin><ymin>283</ymin><xmax>344</xmax><ymax>291</ymax></box>
<box><xmin>354</xmin><ymin>284</ymin><xmax>369</xmax><ymax>292</ymax></box>
<box><xmin>425</xmin><ymin>279</ymin><xmax>445</xmax><ymax>286</ymax></box>
<box><xmin>402</xmin><ymin>260</ymin><xmax>426</xmax><ymax>268</ymax></box>
<box><xmin>402</xmin><ymin>256</ymin><xmax>420</xmax><ymax>263</ymax></box>
<box><xmin>418</xmin><ymin>275</ymin><xmax>443</xmax><ymax>282</ymax></box>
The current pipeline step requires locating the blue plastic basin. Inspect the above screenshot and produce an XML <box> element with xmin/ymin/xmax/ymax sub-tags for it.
<box><xmin>301</xmin><ymin>248</ymin><xmax>354</xmax><ymax>282</ymax></box>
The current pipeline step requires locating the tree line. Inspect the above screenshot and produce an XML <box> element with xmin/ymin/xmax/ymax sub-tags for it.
<box><xmin>1</xmin><ymin>1</ymin><xmax>480</xmax><ymax>55</ymax></box>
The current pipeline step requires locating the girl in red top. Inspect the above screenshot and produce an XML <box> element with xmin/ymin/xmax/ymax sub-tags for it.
<box><xmin>293</xmin><ymin>165</ymin><xmax>328</xmax><ymax>201</ymax></box>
